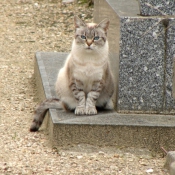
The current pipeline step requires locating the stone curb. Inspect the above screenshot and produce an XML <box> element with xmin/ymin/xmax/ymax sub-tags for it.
<box><xmin>165</xmin><ymin>151</ymin><xmax>175</xmax><ymax>175</ymax></box>
<box><xmin>35</xmin><ymin>52</ymin><xmax>175</xmax><ymax>152</ymax></box>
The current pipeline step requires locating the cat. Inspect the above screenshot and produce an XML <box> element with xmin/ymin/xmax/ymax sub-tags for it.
<box><xmin>30</xmin><ymin>16</ymin><xmax>114</xmax><ymax>132</ymax></box>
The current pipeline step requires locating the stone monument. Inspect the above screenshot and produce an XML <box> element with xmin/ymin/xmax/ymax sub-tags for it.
<box><xmin>94</xmin><ymin>0</ymin><xmax>175</xmax><ymax>114</ymax></box>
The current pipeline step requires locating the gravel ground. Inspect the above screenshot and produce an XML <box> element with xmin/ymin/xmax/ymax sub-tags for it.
<box><xmin>0</xmin><ymin>0</ymin><xmax>169</xmax><ymax>174</ymax></box>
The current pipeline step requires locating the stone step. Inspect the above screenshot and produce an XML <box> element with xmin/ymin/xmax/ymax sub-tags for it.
<box><xmin>34</xmin><ymin>52</ymin><xmax>175</xmax><ymax>152</ymax></box>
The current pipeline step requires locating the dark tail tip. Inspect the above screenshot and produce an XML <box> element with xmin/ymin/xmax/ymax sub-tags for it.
<box><xmin>29</xmin><ymin>123</ymin><xmax>39</xmax><ymax>132</ymax></box>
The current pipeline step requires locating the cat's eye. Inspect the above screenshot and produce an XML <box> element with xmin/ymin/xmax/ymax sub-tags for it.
<box><xmin>81</xmin><ymin>35</ymin><xmax>86</xmax><ymax>40</ymax></box>
<box><xmin>94</xmin><ymin>36</ymin><xmax>100</xmax><ymax>40</ymax></box>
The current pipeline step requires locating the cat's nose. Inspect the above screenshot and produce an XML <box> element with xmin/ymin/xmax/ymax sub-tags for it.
<box><xmin>86</xmin><ymin>39</ymin><xmax>93</xmax><ymax>46</ymax></box>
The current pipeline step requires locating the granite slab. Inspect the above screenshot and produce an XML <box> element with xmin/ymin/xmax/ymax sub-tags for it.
<box><xmin>165</xmin><ymin>18</ymin><xmax>175</xmax><ymax>113</ymax></box>
<box><xmin>118</xmin><ymin>17</ymin><xmax>166</xmax><ymax>113</ymax></box>
<box><xmin>138</xmin><ymin>0</ymin><xmax>175</xmax><ymax>16</ymax></box>
<box><xmin>94</xmin><ymin>0</ymin><xmax>175</xmax><ymax>114</ymax></box>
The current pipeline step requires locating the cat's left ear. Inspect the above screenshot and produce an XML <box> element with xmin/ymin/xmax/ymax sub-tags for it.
<box><xmin>74</xmin><ymin>16</ymin><xmax>86</xmax><ymax>29</ymax></box>
<box><xmin>97</xmin><ymin>18</ymin><xmax>110</xmax><ymax>32</ymax></box>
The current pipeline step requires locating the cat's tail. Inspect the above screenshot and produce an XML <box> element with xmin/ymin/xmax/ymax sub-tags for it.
<box><xmin>30</xmin><ymin>98</ymin><xmax>62</xmax><ymax>132</ymax></box>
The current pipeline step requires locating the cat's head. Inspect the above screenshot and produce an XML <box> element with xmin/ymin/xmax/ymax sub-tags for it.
<box><xmin>73</xmin><ymin>16</ymin><xmax>109</xmax><ymax>54</ymax></box>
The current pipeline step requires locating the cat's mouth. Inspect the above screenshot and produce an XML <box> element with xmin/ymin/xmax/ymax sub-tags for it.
<box><xmin>86</xmin><ymin>46</ymin><xmax>93</xmax><ymax>50</ymax></box>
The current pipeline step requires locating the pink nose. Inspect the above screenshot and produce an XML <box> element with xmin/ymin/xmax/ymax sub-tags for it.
<box><xmin>86</xmin><ymin>39</ymin><xmax>93</xmax><ymax>46</ymax></box>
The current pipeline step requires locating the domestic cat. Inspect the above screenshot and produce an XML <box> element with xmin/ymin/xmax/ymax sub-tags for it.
<box><xmin>30</xmin><ymin>16</ymin><xmax>114</xmax><ymax>132</ymax></box>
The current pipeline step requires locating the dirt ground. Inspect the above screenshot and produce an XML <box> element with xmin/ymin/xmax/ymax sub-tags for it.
<box><xmin>0</xmin><ymin>0</ymin><xmax>169</xmax><ymax>174</ymax></box>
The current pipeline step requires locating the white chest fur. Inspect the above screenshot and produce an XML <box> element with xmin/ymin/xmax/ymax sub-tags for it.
<box><xmin>73</xmin><ymin>63</ymin><xmax>104</xmax><ymax>93</ymax></box>
<box><xmin>74</xmin><ymin>64</ymin><xmax>104</xmax><ymax>80</ymax></box>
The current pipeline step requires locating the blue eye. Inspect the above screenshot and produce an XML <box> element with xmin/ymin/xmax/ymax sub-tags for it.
<box><xmin>81</xmin><ymin>35</ymin><xmax>86</xmax><ymax>39</ymax></box>
<box><xmin>94</xmin><ymin>36</ymin><xmax>100</xmax><ymax>40</ymax></box>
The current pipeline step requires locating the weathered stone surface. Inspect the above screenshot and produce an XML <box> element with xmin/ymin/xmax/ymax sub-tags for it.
<box><xmin>35</xmin><ymin>52</ymin><xmax>175</xmax><ymax>152</ymax></box>
<box><xmin>118</xmin><ymin>17</ymin><xmax>165</xmax><ymax>113</ymax></box>
<box><xmin>95</xmin><ymin>0</ymin><xmax>175</xmax><ymax>114</ymax></box>
<box><xmin>94</xmin><ymin>0</ymin><xmax>140</xmax><ymax>106</ymax></box>
<box><xmin>139</xmin><ymin>0</ymin><xmax>175</xmax><ymax>16</ymax></box>
<box><xmin>35</xmin><ymin>52</ymin><xmax>67</xmax><ymax>100</ymax></box>
<box><xmin>165</xmin><ymin>18</ymin><xmax>175</xmax><ymax>113</ymax></box>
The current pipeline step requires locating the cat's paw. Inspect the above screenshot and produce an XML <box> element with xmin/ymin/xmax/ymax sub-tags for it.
<box><xmin>86</xmin><ymin>106</ymin><xmax>97</xmax><ymax>115</ymax></box>
<box><xmin>75</xmin><ymin>106</ymin><xmax>86</xmax><ymax>115</ymax></box>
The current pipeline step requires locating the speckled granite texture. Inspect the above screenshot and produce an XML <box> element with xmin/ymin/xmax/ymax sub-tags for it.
<box><xmin>139</xmin><ymin>0</ymin><xmax>175</xmax><ymax>16</ymax></box>
<box><xmin>165</xmin><ymin>19</ymin><xmax>175</xmax><ymax>113</ymax></box>
<box><xmin>94</xmin><ymin>0</ymin><xmax>175</xmax><ymax>114</ymax></box>
<box><xmin>118</xmin><ymin>17</ymin><xmax>165</xmax><ymax>113</ymax></box>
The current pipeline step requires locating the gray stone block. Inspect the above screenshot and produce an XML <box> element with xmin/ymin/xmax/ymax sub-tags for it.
<box><xmin>165</xmin><ymin>18</ymin><xmax>175</xmax><ymax>113</ymax></box>
<box><xmin>94</xmin><ymin>0</ymin><xmax>141</xmax><ymax>106</ymax></box>
<box><xmin>118</xmin><ymin>17</ymin><xmax>165</xmax><ymax>113</ymax></box>
<box><xmin>139</xmin><ymin>0</ymin><xmax>175</xmax><ymax>16</ymax></box>
<box><xmin>94</xmin><ymin>0</ymin><xmax>175</xmax><ymax>114</ymax></box>
<box><xmin>94</xmin><ymin>0</ymin><xmax>167</xmax><ymax>113</ymax></box>
<box><xmin>34</xmin><ymin>52</ymin><xmax>175</xmax><ymax>152</ymax></box>
<box><xmin>34</xmin><ymin>52</ymin><xmax>67</xmax><ymax>100</ymax></box>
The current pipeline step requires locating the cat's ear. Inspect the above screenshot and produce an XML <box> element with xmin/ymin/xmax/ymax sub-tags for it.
<box><xmin>74</xmin><ymin>16</ymin><xmax>86</xmax><ymax>28</ymax></box>
<box><xmin>97</xmin><ymin>18</ymin><xmax>110</xmax><ymax>32</ymax></box>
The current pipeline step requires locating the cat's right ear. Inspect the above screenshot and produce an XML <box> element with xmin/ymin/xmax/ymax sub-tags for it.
<box><xmin>97</xmin><ymin>18</ymin><xmax>110</xmax><ymax>32</ymax></box>
<box><xmin>74</xmin><ymin>16</ymin><xmax>86</xmax><ymax>29</ymax></box>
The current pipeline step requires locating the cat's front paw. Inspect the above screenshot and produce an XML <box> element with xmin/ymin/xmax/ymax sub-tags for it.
<box><xmin>75</xmin><ymin>106</ymin><xmax>86</xmax><ymax>115</ymax></box>
<box><xmin>86</xmin><ymin>106</ymin><xmax>97</xmax><ymax>115</ymax></box>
